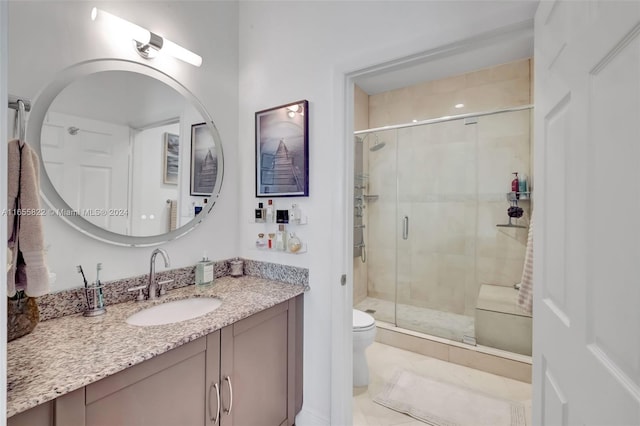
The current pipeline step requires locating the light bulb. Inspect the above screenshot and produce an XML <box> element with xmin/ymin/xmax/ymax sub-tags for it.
<box><xmin>91</xmin><ymin>7</ymin><xmax>202</xmax><ymax>67</ymax></box>
<box><xmin>162</xmin><ymin>39</ymin><xmax>202</xmax><ymax>67</ymax></box>
<box><xmin>91</xmin><ymin>7</ymin><xmax>151</xmax><ymax>46</ymax></box>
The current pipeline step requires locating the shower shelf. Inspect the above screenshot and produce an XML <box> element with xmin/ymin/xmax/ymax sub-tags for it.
<box><xmin>506</xmin><ymin>191</ymin><xmax>531</xmax><ymax>201</ymax></box>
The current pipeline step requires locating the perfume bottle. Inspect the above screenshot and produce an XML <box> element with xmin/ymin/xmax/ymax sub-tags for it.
<box><xmin>256</xmin><ymin>233</ymin><xmax>267</xmax><ymax>249</ymax></box>
<box><xmin>255</xmin><ymin>202</ymin><xmax>266</xmax><ymax>223</ymax></box>
<box><xmin>267</xmin><ymin>199</ymin><xmax>274</xmax><ymax>223</ymax></box>
<box><xmin>287</xmin><ymin>232</ymin><xmax>302</xmax><ymax>253</ymax></box>
<box><xmin>275</xmin><ymin>225</ymin><xmax>287</xmax><ymax>251</ymax></box>
<box><xmin>289</xmin><ymin>204</ymin><xmax>301</xmax><ymax>224</ymax></box>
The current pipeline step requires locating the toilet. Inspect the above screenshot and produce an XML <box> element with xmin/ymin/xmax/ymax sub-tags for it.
<box><xmin>352</xmin><ymin>309</ymin><xmax>376</xmax><ymax>387</ymax></box>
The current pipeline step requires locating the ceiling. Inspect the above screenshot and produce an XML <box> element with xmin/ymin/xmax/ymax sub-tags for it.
<box><xmin>354</xmin><ymin>22</ymin><xmax>534</xmax><ymax>95</ymax></box>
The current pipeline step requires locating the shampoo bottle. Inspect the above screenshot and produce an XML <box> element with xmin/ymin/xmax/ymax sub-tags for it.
<box><xmin>518</xmin><ymin>174</ymin><xmax>528</xmax><ymax>194</ymax></box>
<box><xmin>195</xmin><ymin>253</ymin><xmax>214</xmax><ymax>286</ymax></box>
<box><xmin>511</xmin><ymin>172</ymin><xmax>520</xmax><ymax>199</ymax></box>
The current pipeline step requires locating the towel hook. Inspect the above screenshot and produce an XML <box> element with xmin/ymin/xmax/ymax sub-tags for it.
<box><xmin>16</xmin><ymin>100</ymin><xmax>26</xmax><ymax>146</ymax></box>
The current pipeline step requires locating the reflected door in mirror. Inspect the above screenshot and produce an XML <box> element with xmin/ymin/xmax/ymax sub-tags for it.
<box><xmin>42</xmin><ymin>112</ymin><xmax>129</xmax><ymax>234</ymax></box>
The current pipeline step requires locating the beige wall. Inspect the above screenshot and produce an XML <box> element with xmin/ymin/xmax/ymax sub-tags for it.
<box><xmin>363</xmin><ymin>59</ymin><xmax>532</xmax><ymax>317</ymax></box>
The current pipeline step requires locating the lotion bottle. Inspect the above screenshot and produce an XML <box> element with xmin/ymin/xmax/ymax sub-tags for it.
<box><xmin>195</xmin><ymin>252</ymin><xmax>214</xmax><ymax>286</ymax></box>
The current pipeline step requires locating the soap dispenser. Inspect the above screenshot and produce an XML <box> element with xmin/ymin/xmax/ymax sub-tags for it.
<box><xmin>195</xmin><ymin>253</ymin><xmax>214</xmax><ymax>287</ymax></box>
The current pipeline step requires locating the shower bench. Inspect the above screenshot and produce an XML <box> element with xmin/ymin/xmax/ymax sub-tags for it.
<box><xmin>475</xmin><ymin>284</ymin><xmax>532</xmax><ymax>356</ymax></box>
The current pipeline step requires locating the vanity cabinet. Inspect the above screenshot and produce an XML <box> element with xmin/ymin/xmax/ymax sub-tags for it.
<box><xmin>208</xmin><ymin>295</ymin><xmax>303</xmax><ymax>426</ymax></box>
<box><xmin>8</xmin><ymin>294</ymin><xmax>303</xmax><ymax>426</ymax></box>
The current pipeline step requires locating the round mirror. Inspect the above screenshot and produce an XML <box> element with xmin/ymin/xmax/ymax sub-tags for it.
<box><xmin>28</xmin><ymin>60</ymin><xmax>224</xmax><ymax>246</ymax></box>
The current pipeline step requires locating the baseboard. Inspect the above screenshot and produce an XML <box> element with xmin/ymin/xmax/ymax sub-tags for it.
<box><xmin>295</xmin><ymin>407</ymin><xmax>329</xmax><ymax>426</ymax></box>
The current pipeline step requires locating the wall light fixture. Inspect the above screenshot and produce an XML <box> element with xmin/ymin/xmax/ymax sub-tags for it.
<box><xmin>91</xmin><ymin>7</ymin><xmax>203</xmax><ymax>67</ymax></box>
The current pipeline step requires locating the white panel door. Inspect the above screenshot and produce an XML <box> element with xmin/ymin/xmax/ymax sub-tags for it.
<box><xmin>41</xmin><ymin>112</ymin><xmax>130</xmax><ymax>234</ymax></box>
<box><xmin>534</xmin><ymin>1</ymin><xmax>640</xmax><ymax>424</ymax></box>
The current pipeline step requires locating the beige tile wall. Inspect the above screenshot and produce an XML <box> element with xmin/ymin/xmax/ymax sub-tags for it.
<box><xmin>353</xmin><ymin>85</ymin><xmax>370</xmax><ymax>305</ymax></box>
<box><xmin>362</xmin><ymin>59</ymin><xmax>532</xmax><ymax>319</ymax></box>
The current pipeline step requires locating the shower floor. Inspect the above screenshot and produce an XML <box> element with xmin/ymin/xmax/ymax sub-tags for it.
<box><xmin>355</xmin><ymin>297</ymin><xmax>475</xmax><ymax>342</ymax></box>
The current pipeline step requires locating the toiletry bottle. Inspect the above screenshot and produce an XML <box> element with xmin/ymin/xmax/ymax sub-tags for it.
<box><xmin>511</xmin><ymin>172</ymin><xmax>519</xmax><ymax>199</ymax></box>
<box><xmin>268</xmin><ymin>233</ymin><xmax>275</xmax><ymax>249</ymax></box>
<box><xmin>195</xmin><ymin>253</ymin><xmax>214</xmax><ymax>286</ymax></box>
<box><xmin>275</xmin><ymin>225</ymin><xmax>287</xmax><ymax>251</ymax></box>
<box><xmin>288</xmin><ymin>232</ymin><xmax>302</xmax><ymax>253</ymax></box>
<box><xmin>256</xmin><ymin>233</ymin><xmax>267</xmax><ymax>249</ymax></box>
<box><xmin>289</xmin><ymin>204</ymin><xmax>301</xmax><ymax>224</ymax></box>
<box><xmin>519</xmin><ymin>174</ymin><xmax>528</xmax><ymax>194</ymax></box>
<box><xmin>255</xmin><ymin>202</ymin><xmax>266</xmax><ymax>223</ymax></box>
<box><xmin>267</xmin><ymin>199</ymin><xmax>274</xmax><ymax>223</ymax></box>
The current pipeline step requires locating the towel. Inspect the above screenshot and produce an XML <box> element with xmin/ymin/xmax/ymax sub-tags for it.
<box><xmin>7</xmin><ymin>139</ymin><xmax>49</xmax><ymax>297</ymax></box>
<box><xmin>517</xmin><ymin>213</ymin><xmax>533</xmax><ymax>314</ymax></box>
<box><xmin>169</xmin><ymin>200</ymin><xmax>178</xmax><ymax>231</ymax></box>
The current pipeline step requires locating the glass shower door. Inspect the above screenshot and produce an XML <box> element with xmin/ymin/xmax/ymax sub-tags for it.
<box><xmin>395</xmin><ymin>117</ymin><xmax>478</xmax><ymax>342</ymax></box>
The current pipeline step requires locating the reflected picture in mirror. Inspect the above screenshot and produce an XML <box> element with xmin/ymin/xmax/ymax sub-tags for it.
<box><xmin>32</xmin><ymin>61</ymin><xmax>224</xmax><ymax>245</ymax></box>
<box><xmin>190</xmin><ymin>122</ymin><xmax>218</xmax><ymax>196</ymax></box>
<box><xmin>163</xmin><ymin>133</ymin><xmax>179</xmax><ymax>185</ymax></box>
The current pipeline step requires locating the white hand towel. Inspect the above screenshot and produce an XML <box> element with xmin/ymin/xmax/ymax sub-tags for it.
<box><xmin>517</xmin><ymin>213</ymin><xmax>533</xmax><ymax>314</ymax></box>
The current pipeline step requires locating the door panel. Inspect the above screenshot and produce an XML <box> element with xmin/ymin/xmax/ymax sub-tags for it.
<box><xmin>534</xmin><ymin>1</ymin><xmax>640</xmax><ymax>423</ymax></box>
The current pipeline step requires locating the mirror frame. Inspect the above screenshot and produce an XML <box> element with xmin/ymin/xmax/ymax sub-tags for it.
<box><xmin>28</xmin><ymin>59</ymin><xmax>224</xmax><ymax>247</ymax></box>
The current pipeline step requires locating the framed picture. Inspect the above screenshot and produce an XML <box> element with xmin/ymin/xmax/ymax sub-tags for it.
<box><xmin>255</xmin><ymin>100</ymin><xmax>309</xmax><ymax>197</ymax></box>
<box><xmin>190</xmin><ymin>122</ymin><xmax>219</xmax><ymax>196</ymax></box>
<box><xmin>163</xmin><ymin>133</ymin><xmax>179</xmax><ymax>185</ymax></box>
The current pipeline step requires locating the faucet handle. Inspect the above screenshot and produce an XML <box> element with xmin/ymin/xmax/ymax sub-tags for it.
<box><xmin>158</xmin><ymin>279</ymin><xmax>173</xmax><ymax>296</ymax></box>
<box><xmin>127</xmin><ymin>285</ymin><xmax>146</xmax><ymax>302</ymax></box>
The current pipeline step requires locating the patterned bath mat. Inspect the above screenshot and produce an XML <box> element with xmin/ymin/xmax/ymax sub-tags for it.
<box><xmin>373</xmin><ymin>369</ymin><xmax>526</xmax><ymax>426</ymax></box>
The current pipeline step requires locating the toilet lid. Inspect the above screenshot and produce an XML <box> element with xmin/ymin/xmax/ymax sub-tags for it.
<box><xmin>353</xmin><ymin>309</ymin><xmax>375</xmax><ymax>329</ymax></box>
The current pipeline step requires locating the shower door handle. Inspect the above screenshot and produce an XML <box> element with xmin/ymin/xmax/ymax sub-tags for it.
<box><xmin>403</xmin><ymin>216</ymin><xmax>409</xmax><ymax>240</ymax></box>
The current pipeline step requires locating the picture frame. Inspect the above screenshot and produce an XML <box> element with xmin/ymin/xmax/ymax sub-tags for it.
<box><xmin>255</xmin><ymin>99</ymin><xmax>309</xmax><ymax>197</ymax></box>
<box><xmin>190</xmin><ymin>122</ymin><xmax>219</xmax><ymax>196</ymax></box>
<box><xmin>163</xmin><ymin>133</ymin><xmax>179</xmax><ymax>185</ymax></box>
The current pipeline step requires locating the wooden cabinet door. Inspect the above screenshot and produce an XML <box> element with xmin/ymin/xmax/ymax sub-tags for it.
<box><xmin>220</xmin><ymin>302</ymin><xmax>289</xmax><ymax>426</ymax></box>
<box><xmin>206</xmin><ymin>330</ymin><xmax>221</xmax><ymax>426</ymax></box>
<box><xmin>85</xmin><ymin>338</ymin><xmax>206</xmax><ymax>426</ymax></box>
<box><xmin>7</xmin><ymin>401</ymin><xmax>53</xmax><ymax>426</ymax></box>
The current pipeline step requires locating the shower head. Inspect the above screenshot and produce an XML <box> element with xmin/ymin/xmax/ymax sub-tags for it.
<box><xmin>356</xmin><ymin>132</ymin><xmax>386</xmax><ymax>152</ymax></box>
<box><xmin>369</xmin><ymin>141</ymin><xmax>386</xmax><ymax>152</ymax></box>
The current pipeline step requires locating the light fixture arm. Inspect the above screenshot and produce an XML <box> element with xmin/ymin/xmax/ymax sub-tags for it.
<box><xmin>136</xmin><ymin>32</ymin><xmax>164</xmax><ymax>59</ymax></box>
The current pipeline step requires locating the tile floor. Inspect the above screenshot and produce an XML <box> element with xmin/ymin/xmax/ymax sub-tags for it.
<box><xmin>355</xmin><ymin>297</ymin><xmax>475</xmax><ymax>342</ymax></box>
<box><xmin>353</xmin><ymin>342</ymin><xmax>532</xmax><ymax>426</ymax></box>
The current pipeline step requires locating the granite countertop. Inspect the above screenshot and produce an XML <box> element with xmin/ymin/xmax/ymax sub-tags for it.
<box><xmin>7</xmin><ymin>275</ymin><xmax>305</xmax><ymax>418</ymax></box>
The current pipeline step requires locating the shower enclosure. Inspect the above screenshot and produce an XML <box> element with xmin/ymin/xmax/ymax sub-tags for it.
<box><xmin>353</xmin><ymin>107</ymin><xmax>532</xmax><ymax>350</ymax></box>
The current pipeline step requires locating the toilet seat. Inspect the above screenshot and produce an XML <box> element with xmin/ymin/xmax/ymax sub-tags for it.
<box><xmin>353</xmin><ymin>309</ymin><xmax>375</xmax><ymax>331</ymax></box>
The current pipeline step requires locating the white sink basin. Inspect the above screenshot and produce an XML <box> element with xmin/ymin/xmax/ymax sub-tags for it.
<box><xmin>126</xmin><ymin>297</ymin><xmax>222</xmax><ymax>326</ymax></box>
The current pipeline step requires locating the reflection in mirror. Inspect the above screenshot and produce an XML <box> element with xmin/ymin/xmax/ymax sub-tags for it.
<box><xmin>39</xmin><ymin>69</ymin><xmax>221</xmax><ymax>240</ymax></box>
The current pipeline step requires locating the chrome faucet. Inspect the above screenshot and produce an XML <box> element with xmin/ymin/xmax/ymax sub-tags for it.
<box><xmin>148</xmin><ymin>248</ymin><xmax>170</xmax><ymax>300</ymax></box>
